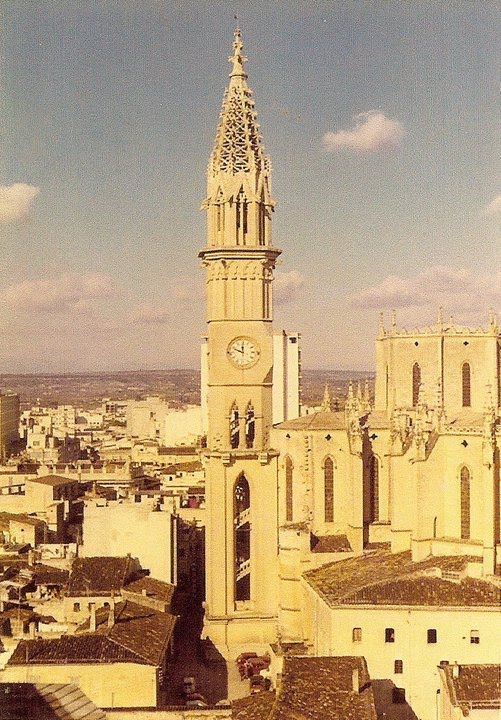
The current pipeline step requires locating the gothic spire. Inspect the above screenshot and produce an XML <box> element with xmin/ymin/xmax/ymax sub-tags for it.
<box><xmin>209</xmin><ymin>29</ymin><xmax>268</xmax><ymax>177</ymax></box>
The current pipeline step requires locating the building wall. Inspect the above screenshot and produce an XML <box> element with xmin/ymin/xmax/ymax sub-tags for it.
<box><xmin>304</xmin><ymin>584</ymin><xmax>501</xmax><ymax>720</ymax></box>
<box><xmin>82</xmin><ymin>499</ymin><xmax>174</xmax><ymax>582</ymax></box>
<box><xmin>0</xmin><ymin>394</ymin><xmax>20</xmax><ymax>460</ymax></box>
<box><xmin>375</xmin><ymin>324</ymin><xmax>500</xmax><ymax>413</ymax></box>
<box><xmin>3</xmin><ymin>661</ymin><xmax>157</xmax><ymax>708</ymax></box>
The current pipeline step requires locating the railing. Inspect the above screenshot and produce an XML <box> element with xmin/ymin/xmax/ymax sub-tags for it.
<box><xmin>236</xmin><ymin>558</ymin><xmax>251</xmax><ymax>581</ymax></box>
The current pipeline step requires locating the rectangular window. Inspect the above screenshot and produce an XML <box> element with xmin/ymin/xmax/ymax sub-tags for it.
<box><xmin>352</xmin><ymin>627</ymin><xmax>362</xmax><ymax>643</ymax></box>
<box><xmin>73</xmin><ymin>602</ymin><xmax>80</xmax><ymax>612</ymax></box>
<box><xmin>394</xmin><ymin>660</ymin><xmax>403</xmax><ymax>674</ymax></box>
<box><xmin>470</xmin><ymin>630</ymin><xmax>480</xmax><ymax>644</ymax></box>
<box><xmin>427</xmin><ymin>629</ymin><xmax>437</xmax><ymax>644</ymax></box>
<box><xmin>385</xmin><ymin>627</ymin><xmax>395</xmax><ymax>643</ymax></box>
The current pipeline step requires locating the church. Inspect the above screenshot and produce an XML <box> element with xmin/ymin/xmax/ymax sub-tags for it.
<box><xmin>199</xmin><ymin>29</ymin><xmax>501</xmax><ymax>719</ymax></box>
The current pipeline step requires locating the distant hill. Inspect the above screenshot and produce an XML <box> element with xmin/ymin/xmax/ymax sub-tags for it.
<box><xmin>0</xmin><ymin>369</ymin><xmax>374</xmax><ymax>410</ymax></box>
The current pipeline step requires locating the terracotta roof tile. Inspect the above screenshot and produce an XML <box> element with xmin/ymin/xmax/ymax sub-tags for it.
<box><xmin>276</xmin><ymin>411</ymin><xmax>347</xmax><ymax>431</ymax></box>
<box><xmin>310</xmin><ymin>534</ymin><xmax>353</xmax><ymax>553</ymax></box>
<box><xmin>8</xmin><ymin>635</ymin><xmax>144</xmax><ymax>665</ymax></box>
<box><xmin>232</xmin><ymin>691</ymin><xmax>276</xmax><ymax>719</ymax></box>
<box><xmin>76</xmin><ymin>600</ymin><xmax>176</xmax><ymax>666</ymax></box>
<box><xmin>304</xmin><ymin>550</ymin><xmax>501</xmax><ymax>607</ymax></box>
<box><xmin>442</xmin><ymin>664</ymin><xmax>500</xmax><ymax>709</ymax></box>
<box><xmin>233</xmin><ymin>657</ymin><xmax>377</xmax><ymax>720</ymax></box>
<box><xmin>123</xmin><ymin>576</ymin><xmax>175</xmax><ymax>605</ymax></box>
<box><xmin>68</xmin><ymin>556</ymin><xmax>135</xmax><ymax>597</ymax></box>
<box><xmin>28</xmin><ymin>475</ymin><xmax>76</xmax><ymax>487</ymax></box>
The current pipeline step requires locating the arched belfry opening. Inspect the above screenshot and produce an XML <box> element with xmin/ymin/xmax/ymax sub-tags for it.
<box><xmin>245</xmin><ymin>402</ymin><xmax>255</xmax><ymax>448</ymax></box>
<box><xmin>230</xmin><ymin>402</ymin><xmax>239</xmax><ymax>449</ymax></box>
<box><xmin>235</xmin><ymin>186</ymin><xmax>248</xmax><ymax>244</ymax></box>
<box><xmin>234</xmin><ymin>474</ymin><xmax>251</xmax><ymax>601</ymax></box>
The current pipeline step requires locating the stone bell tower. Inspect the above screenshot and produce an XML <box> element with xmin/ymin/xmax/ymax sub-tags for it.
<box><xmin>200</xmin><ymin>29</ymin><xmax>281</xmax><ymax>648</ymax></box>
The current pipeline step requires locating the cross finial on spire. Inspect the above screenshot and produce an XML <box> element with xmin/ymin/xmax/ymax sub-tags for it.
<box><xmin>229</xmin><ymin>27</ymin><xmax>248</xmax><ymax>79</ymax></box>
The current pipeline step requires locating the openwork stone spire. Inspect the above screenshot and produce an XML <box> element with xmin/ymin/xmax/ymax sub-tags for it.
<box><xmin>209</xmin><ymin>29</ymin><xmax>268</xmax><ymax>176</ymax></box>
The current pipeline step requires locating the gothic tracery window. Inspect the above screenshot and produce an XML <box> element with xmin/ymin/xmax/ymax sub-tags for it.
<box><xmin>462</xmin><ymin>362</ymin><xmax>471</xmax><ymax>407</ymax></box>
<box><xmin>230</xmin><ymin>403</ymin><xmax>239</xmax><ymax>449</ymax></box>
<box><xmin>460</xmin><ymin>466</ymin><xmax>471</xmax><ymax>540</ymax></box>
<box><xmin>285</xmin><ymin>455</ymin><xmax>293</xmax><ymax>522</ymax></box>
<box><xmin>245</xmin><ymin>403</ymin><xmax>255</xmax><ymax>448</ymax></box>
<box><xmin>324</xmin><ymin>457</ymin><xmax>334</xmax><ymax>523</ymax></box>
<box><xmin>234</xmin><ymin>475</ymin><xmax>250</xmax><ymax>601</ymax></box>
<box><xmin>412</xmin><ymin>363</ymin><xmax>421</xmax><ymax>407</ymax></box>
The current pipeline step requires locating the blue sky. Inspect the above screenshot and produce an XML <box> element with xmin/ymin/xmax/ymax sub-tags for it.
<box><xmin>0</xmin><ymin>1</ymin><xmax>499</xmax><ymax>372</ymax></box>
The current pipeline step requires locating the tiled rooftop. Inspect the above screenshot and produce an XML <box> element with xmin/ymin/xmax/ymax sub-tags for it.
<box><xmin>27</xmin><ymin>475</ymin><xmax>76</xmax><ymax>487</ymax></box>
<box><xmin>123</xmin><ymin>575</ymin><xmax>175</xmax><ymax>605</ymax></box>
<box><xmin>8</xmin><ymin>635</ymin><xmax>144</xmax><ymax>665</ymax></box>
<box><xmin>9</xmin><ymin>600</ymin><xmax>175</xmax><ymax>667</ymax></box>
<box><xmin>310</xmin><ymin>534</ymin><xmax>353</xmax><ymax>553</ymax></box>
<box><xmin>232</xmin><ymin>691</ymin><xmax>276</xmax><ymax>719</ymax></box>
<box><xmin>68</xmin><ymin>556</ymin><xmax>135</xmax><ymax>597</ymax></box>
<box><xmin>77</xmin><ymin>600</ymin><xmax>176</xmax><ymax>666</ymax></box>
<box><xmin>232</xmin><ymin>657</ymin><xmax>377</xmax><ymax>720</ymax></box>
<box><xmin>276</xmin><ymin>410</ymin><xmax>347</xmax><ymax>431</ymax></box>
<box><xmin>0</xmin><ymin>683</ymin><xmax>107</xmax><ymax>720</ymax></box>
<box><xmin>442</xmin><ymin>664</ymin><xmax>501</xmax><ymax>709</ymax></box>
<box><xmin>304</xmin><ymin>550</ymin><xmax>501</xmax><ymax>607</ymax></box>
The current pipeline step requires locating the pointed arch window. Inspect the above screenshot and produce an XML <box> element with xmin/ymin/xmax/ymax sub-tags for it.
<box><xmin>462</xmin><ymin>363</ymin><xmax>471</xmax><ymax>407</ymax></box>
<box><xmin>230</xmin><ymin>403</ymin><xmax>240</xmax><ymax>449</ymax></box>
<box><xmin>285</xmin><ymin>455</ymin><xmax>293</xmax><ymax>522</ymax></box>
<box><xmin>324</xmin><ymin>457</ymin><xmax>334</xmax><ymax>523</ymax></box>
<box><xmin>235</xmin><ymin>187</ymin><xmax>247</xmax><ymax>243</ymax></box>
<box><xmin>258</xmin><ymin>189</ymin><xmax>266</xmax><ymax>246</ymax></box>
<box><xmin>234</xmin><ymin>475</ymin><xmax>250</xmax><ymax>601</ymax></box>
<box><xmin>412</xmin><ymin>363</ymin><xmax>421</xmax><ymax>407</ymax></box>
<box><xmin>460</xmin><ymin>466</ymin><xmax>471</xmax><ymax>540</ymax></box>
<box><xmin>369</xmin><ymin>455</ymin><xmax>379</xmax><ymax>523</ymax></box>
<box><xmin>245</xmin><ymin>403</ymin><xmax>255</xmax><ymax>449</ymax></box>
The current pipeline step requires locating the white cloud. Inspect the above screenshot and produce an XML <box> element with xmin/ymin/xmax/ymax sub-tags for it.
<box><xmin>0</xmin><ymin>183</ymin><xmax>40</xmax><ymax>224</ymax></box>
<box><xmin>274</xmin><ymin>270</ymin><xmax>305</xmax><ymax>305</ymax></box>
<box><xmin>484</xmin><ymin>194</ymin><xmax>501</xmax><ymax>216</ymax></box>
<box><xmin>130</xmin><ymin>303</ymin><xmax>170</xmax><ymax>325</ymax></box>
<box><xmin>0</xmin><ymin>272</ymin><xmax>116</xmax><ymax>313</ymax></box>
<box><xmin>350</xmin><ymin>266</ymin><xmax>501</xmax><ymax>324</ymax></box>
<box><xmin>323</xmin><ymin>111</ymin><xmax>405</xmax><ymax>153</ymax></box>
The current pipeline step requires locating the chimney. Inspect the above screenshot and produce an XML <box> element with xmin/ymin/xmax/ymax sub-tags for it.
<box><xmin>352</xmin><ymin>667</ymin><xmax>360</xmax><ymax>693</ymax></box>
<box><xmin>29</xmin><ymin>621</ymin><xmax>36</xmax><ymax>639</ymax></box>
<box><xmin>142</xmin><ymin>588</ymin><xmax>147</xmax><ymax>597</ymax></box>
<box><xmin>108</xmin><ymin>596</ymin><xmax>115</xmax><ymax>628</ymax></box>
<box><xmin>89</xmin><ymin>603</ymin><xmax>96</xmax><ymax>632</ymax></box>
<box><xmin>27</xmin><ymin>549</ymin><xmax>34</xmax><ymax>567</ymax></box>
<box><xmin>452</xmin><ymin>662</ymin><xmax>460</xmax><ymax>679</ymax></box>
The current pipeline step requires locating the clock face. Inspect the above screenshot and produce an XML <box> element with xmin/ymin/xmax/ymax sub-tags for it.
<box><xmin>227</xmin><ymin>337</ymin><xmax>260</xmax><ymax>368</ymax></box>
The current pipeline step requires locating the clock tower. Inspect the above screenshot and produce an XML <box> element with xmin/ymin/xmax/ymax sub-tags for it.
<box><xmin>200</xmin><ymin>29</ymin><xmax>281</xmax><ymax>647</ymax></box>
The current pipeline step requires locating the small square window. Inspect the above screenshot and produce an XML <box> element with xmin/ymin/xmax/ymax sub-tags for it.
<box><xmin>394</xmin><ymin>660</ymin><xmax>403</xmax><ymax>674</ymax></box>
<box><xmin>470</xmin><ymin>630</ymin><xmax>480</xmax><ymax>644</ymax></box>
<box><xmin>427</xmin><ymin>629</ymin><xmax>437</xmax><ymax>644</ymax></box>
<box><xmin>385</xmin><ymin>628</ymin><xmax>395</xmax><ymax>643</ymax></box>
<box><xmin>352</xmin><ymin>627</ymin><xmax>362</xmax><ymax>643</ymax></box>
<box><xmin>73</xmin><ymin>602</ymin><xmax>80</xmax><ymax>612</ymax></box>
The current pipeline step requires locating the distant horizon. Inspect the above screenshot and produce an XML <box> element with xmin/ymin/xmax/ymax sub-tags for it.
<box><xmin>0</xmin><ymin>366</ymin><xmax>375</xmax><ymax>378</ymax></box>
